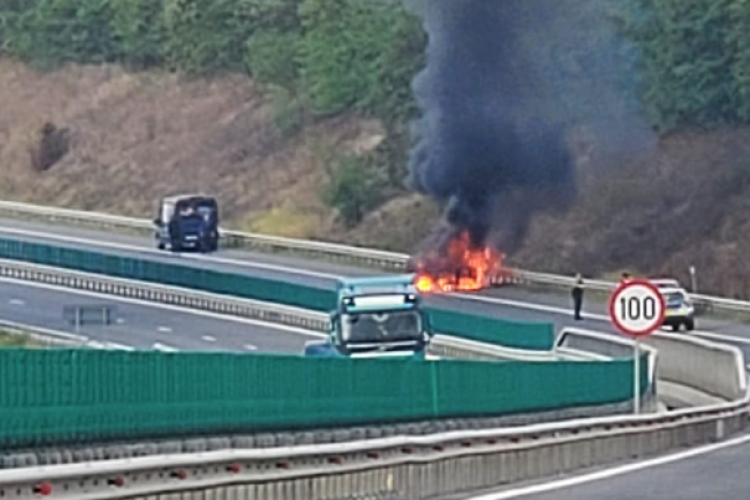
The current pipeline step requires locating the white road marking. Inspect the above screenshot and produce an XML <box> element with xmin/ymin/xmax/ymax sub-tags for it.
<box><xmin>8</xmin><ymin>299</ymin><xmax>25</xmax><ymax>306</ymax></box>
<box><xmin>85</xmin><ymin>341</ymin><xmax>135</xmax><ymax>350</ymax></box>
<box><xmin>106</xmin><ymin>342</ymin><xmax>135</xmax><ymax>351</ymax></box>
<box><xmin>202</xmin><ymin>335</ymin><xmax>216</xmax><ymax>343</ymax></box>
<box><xmin>0</xmin><ymin>277</ymin><xmax>327</xmax><ymax>339</ymax></box>
<box><xmin>0</xmin><ymin>225</ymin><xmax>339</xmax><ymax>281</ymax></box>
<box><xmin>115</xmin><ymin>318</ymin><xmax>125</xmax><ymax>324</ymax></box>
<box><xmin>244</xmin><ymin>344</ymin><xmax>258</xmax><ymax>351</ymax></box>
<box><xmin>157</xmin><ymin>326</ymin><xmax>172</xmax><ymax>333</ymax></box>
<box><xmin>467</xmin><ymin>432</ymin><xmax>750</xmax><ymax>499</ymax></box>
<box><xmin>152</xmin><ymin>342</ymin><xmax>178</xmax><ymax>352</ymax></box>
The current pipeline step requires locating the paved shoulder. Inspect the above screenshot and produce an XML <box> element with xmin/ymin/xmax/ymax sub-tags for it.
<box><xmin>458</xmin><ymin>432</ymin><xmax>750</xmax><ymax>500</ymax></box>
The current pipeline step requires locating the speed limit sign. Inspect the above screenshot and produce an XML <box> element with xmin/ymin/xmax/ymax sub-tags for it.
<box><xmin>609</xmin><ymin>279</ymin><xmax>666</xmax><ymax>337</ymax></box>
<box><xmin>608</xmin><ymin>278</ymin><xmax>665</xmax><ymax>415</ymax></box>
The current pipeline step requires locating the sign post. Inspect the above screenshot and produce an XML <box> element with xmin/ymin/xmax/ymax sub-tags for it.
<box><xmin>608</xmin><ymin>279</ymin><xmax>666</xmax><ymax>414</ymax></box>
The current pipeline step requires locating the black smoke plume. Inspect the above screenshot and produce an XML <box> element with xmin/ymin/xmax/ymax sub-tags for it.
<box><xmin>403</xmin><ymin>0</ymin><xmax>653</xmax><ymax>254</ymax></box>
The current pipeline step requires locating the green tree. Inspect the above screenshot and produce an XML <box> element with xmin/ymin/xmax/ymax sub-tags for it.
<box><xmin>110</xmin><ymin>0</ymin><xmax>167</xmax><ymax>68</ymax></box>
<box><xmin>9</xmin><ymin>0</ymin><xmax>119</xmax><ymax>66</ymax></box>
<box><xmin>246</xmin><ymin>28</ymin><xmax>300</xmax><ymax>88</ymax></box>
<box><xmin>324</xmin><ymin>154</ymin><xmax>386</xmax><ymax>226</ymax></box>
<box><xmin>298</xmin><ymin>0</ymin><xmax>424</xmax><ymax>116</ymax></box>
<box><xmin>619</xmin><ymin>0</ymin><xmax>739</xmax><ymax>131</ymax></box>
<box><xmin>163</xmin><ymin>0</ymin><xmax>256</xmax><ymax>73</ymax></box>
<box><xmin>728</xmin><ymin>0</ymin><xmax>750</xmax><ymax>120</ymax></box>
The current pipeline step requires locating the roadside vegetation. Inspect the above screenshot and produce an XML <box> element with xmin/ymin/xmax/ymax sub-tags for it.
<box><xmin>0</xmin><ymin>331</ymin><xmax>36</xmax><ymax>347</ymax></box>
<box><xmin>0</xmin><ymin>0</ymin><xmax>426</xmax><ymax>227</ymax></box>
<box><xmin>2</xmin><ymin>0</ymin><xmax>750</xmax><ymax>296</ymax></box>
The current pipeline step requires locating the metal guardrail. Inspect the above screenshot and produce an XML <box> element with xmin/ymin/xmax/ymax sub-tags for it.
<box><xmin>0</xmin><ymin>259</ymin><xmax>555</xmax><ymax>362</ymax></box>
<box><xmin>0</xmin><ymin>392</ymin><xmax>745</xmax><ymax>499</ymax></box>
<box><xmin>0</xmin><ymin>319</ymin><xmax>138</xmax><ymax>350</ymax></box>
<box><xmin>0</xmin><ymin>200</ymin><xmax>746</xmax><ymax>313</ymax></box>
<box><xmin>0</xmin><ymin>242</ymin><xmax>745</xmax><ymax>497</ymax></box>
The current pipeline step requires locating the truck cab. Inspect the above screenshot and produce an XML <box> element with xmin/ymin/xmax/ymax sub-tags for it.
<box><xmin>153</xmin><ymin>194</ymin><xmax>219</xmax><ymax>253</ymax></box>
<box><xmin>304</xmin><ymin>275</ymin><xmax>433</xmax><ymax>359</ymax></box>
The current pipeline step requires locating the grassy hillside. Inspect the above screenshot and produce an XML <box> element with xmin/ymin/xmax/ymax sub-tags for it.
<box><xmin>3</xmin><ymin>54</ymin><xmax>750</xmax><ymax>298</ymax></box>
<box><xmin>0</xmin><ymin>58</ymin><xmax>393</xmax><ymax>239</ymax></box>
<box><xmin>3</xmin><ymin>0</ymin><xmax>750</xmax><ymax>298</ymax></box>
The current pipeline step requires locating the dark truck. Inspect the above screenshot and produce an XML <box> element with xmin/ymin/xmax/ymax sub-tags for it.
<box><xmin>153</xmin><ymin>194</ymin><xmax>219</xmax><ymax>253</ymax></box>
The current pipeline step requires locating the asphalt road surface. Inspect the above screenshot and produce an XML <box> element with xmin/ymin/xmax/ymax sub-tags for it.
<box><xmin>452</xmin><ymin>432</ymin><xmax>750</xmax><ymax>500</ymax></box>
<box><xmin>1</xmin><ymin>217</ymin><xmax>749</xmax><ymax>358</ymax></box>
<box><xmin>0</xmin><ymin>279</ymin><xmax>321</xmax><ymax>353</ymax></box>
<box><xmin>2</xmin><ymin>216</ymin><xmax>749</xmax><ymax>499</ymax></box>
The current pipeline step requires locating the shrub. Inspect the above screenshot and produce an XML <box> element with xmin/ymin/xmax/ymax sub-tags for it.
<box><xmin>163</xmin><ymin>0</ymin><xmax>255</xmax><ymax>73</ymax></box>
<box><xmin>29</xmin><ymin>122</ymin><xmax>70</xmax><ymax>172</ymax></box>
<box><xmin>269</xmin><ymin>85</ymin><xmax>304</xmax><ymax>139</ymax></box>
<box><xmin>323</xmin><ymin>154</ymin><xmax>386</xmax><ymax>227</ymax></box>
<box><xmin>245</xmin><ymin>28</ymin><xmax>300</xmax><ymax>88</ymax></box>
<box><xmin>110</xmin><ymin>0</ymin><xmax>167</xmax><ymax>69</ymax></box>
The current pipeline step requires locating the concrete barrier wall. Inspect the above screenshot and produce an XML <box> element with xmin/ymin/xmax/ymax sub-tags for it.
<box><xmin>641</xmin><ymin>332</ymin><xmax>747</xmax><ymax>402</ymax></box>
<box><xmin>1</xmin><ymin>400</ymin><xmax>746</xmax><ymax>500</ymax></box>
<box><xmin>554</xmin><ymin>327</ymin><xmax>748</xmax><ymax>406</ymax></box>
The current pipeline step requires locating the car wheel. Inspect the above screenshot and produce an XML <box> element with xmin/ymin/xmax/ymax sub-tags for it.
<box><xmin>671</xmin><ymin>323</ymin><xmax>680</xmax><ymax>332</ymax></box>
<box><xmin>685</xmin><ymin>319</ymin><xmax>695</xmax><ymax>331</ymax></box>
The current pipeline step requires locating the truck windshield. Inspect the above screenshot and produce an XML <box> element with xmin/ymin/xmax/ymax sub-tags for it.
<box><xmin>340</xmin><ymin>310</ymin><xmax>423</xmax><ymax>344</ymax></box>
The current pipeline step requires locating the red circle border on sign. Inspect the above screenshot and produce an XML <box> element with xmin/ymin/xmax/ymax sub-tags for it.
<box><xmin>608</xmin><ymin>278</ymin><xmax>666</xmax><ymax>337</ymax></box>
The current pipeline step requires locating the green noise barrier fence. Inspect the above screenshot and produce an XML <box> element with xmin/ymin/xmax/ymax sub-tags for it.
<box><xmin>0</xmin><ymin>349</ymin><xmax>643</xmax><ymax>448</ymax></box>
<box><xmin>0</xmin><ymin>237</ymin><xmax>554</xmax><ymax>349</ymax></box>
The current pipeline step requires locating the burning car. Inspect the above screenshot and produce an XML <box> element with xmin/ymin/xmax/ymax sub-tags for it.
<box><xmin>407</xmin><ymin>232</ymin><xmax>511</xmax><ymax>294</ymax></box>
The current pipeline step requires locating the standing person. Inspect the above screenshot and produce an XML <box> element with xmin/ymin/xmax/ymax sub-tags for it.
<box><xmin>571</xmin><ymin>273</ymin><xmax>584</xmax><ymax>320</ymax></box>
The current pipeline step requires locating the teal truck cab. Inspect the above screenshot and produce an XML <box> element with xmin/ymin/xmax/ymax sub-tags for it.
<box><xmin>304</xmin><ymin>275</ymin><xmax>433</xmax><ymax>359</ymax></box>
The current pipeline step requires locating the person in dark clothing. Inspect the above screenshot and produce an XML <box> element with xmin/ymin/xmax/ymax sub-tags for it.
<box><xmin>571</xmin><ymin>274</ymin><xmax>584</xmax><ymax>320</ymax></box>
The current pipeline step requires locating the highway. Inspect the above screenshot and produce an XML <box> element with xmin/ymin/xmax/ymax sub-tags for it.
<box><xmin>456</xmin><ymin>432</ymin><xmax>750</xmax><ymax>500</ymax></box>
<box><xmin>0</xmin><ymin>215</ymin><xmax>748</xmax><ymax>498</ymax></box>
<box><xmin>1</xmin><ymin>217</ymin><xmax>750</xmax><ymax>358</ymax></box>
<box><xmin>0</xmin><ymin>279</ymin><xmax>320</xmax><ymax>353</ymax></box>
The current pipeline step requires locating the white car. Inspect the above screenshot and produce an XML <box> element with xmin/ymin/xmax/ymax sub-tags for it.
<box><xmin>651</xmin><ymin>278</ymin><xmax>682</xmax><ymax>290</ymax></box>
<box><xmin>659</xmin><ymin>286</ymin><xmax>695</xmax><ymax>331</ymax></box>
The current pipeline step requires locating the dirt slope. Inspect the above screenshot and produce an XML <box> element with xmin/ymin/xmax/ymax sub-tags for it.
<box><xmin>0</xmin><ymin>58</ymin><xmax>384</xmax><ymax>238</ymax></box>
<box><xmin>515</xmin><ymin>128</ymin><xmax>750</xmax><ymax>297</ymax></box>
<box><xmin>2</xmin><ymin>58</ymin><xmax>750</xmax><ymax>297</ymax></box>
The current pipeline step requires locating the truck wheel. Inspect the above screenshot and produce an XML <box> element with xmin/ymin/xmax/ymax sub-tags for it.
<box><xmin>685</xmin><ymin>319</ymin><xmax>695</xmax><ymax>331</ymax></box>
<box><xmin>671</xmin><ymin>323</ymin><xmax>680</xmax><ymax>332</ymax></box>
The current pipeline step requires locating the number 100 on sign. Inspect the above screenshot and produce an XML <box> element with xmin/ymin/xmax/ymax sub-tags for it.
<box><xmin>609</xmin><ymin>280</ymin><xmax>665</xmax><ymax>337</ymax></box>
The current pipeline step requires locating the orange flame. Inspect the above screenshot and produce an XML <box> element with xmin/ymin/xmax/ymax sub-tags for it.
<box><xmin>412</xmin><ymin>232</ymin><xmax>506</xmax><ymax>294</ymax></box>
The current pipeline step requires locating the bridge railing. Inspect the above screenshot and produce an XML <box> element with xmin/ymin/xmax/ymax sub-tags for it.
<box><xmin>0</xmin><ymin>244</ymin><xmax>744</xmax><ymax>498</ymax></box>
<box><xmin>0</xmin><ymin>200</ymin><xmax>745</xmax><ymax>314</ymax></box>
<box><xmin>0</xmin><ymin>385</ymin><xmax>745</xmax><ymax>500</ymax></box>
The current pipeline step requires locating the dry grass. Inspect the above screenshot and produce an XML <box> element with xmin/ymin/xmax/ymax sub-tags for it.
<box><xmin>0</xmin><ymin>57</ymin><xmax>382</xmax><ymax>228</ymax></box>
<box><xmin>3</xmin><ymin>57</ymin><xmax>750</xmax><ymax>298</ymax></box>
<box><xmin>514</xmin><ymin>127</ymin><xmax>750</xmax><ymax>298</ymax></box>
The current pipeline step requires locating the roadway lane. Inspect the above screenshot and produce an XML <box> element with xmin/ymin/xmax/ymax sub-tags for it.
<box><xmin>453</xmin><ymin>432</ymin><xmax>750</xmax><ymax>500</ymax></box>
<box><xmin>1</xmin><ymin>217</ymin><xmax>749</xmax><ymax>357</ymax></box>
<box><xmin>0</xmin><ymin>279</ymin><xmax>320</xmax><ymax>353</ymax></box>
